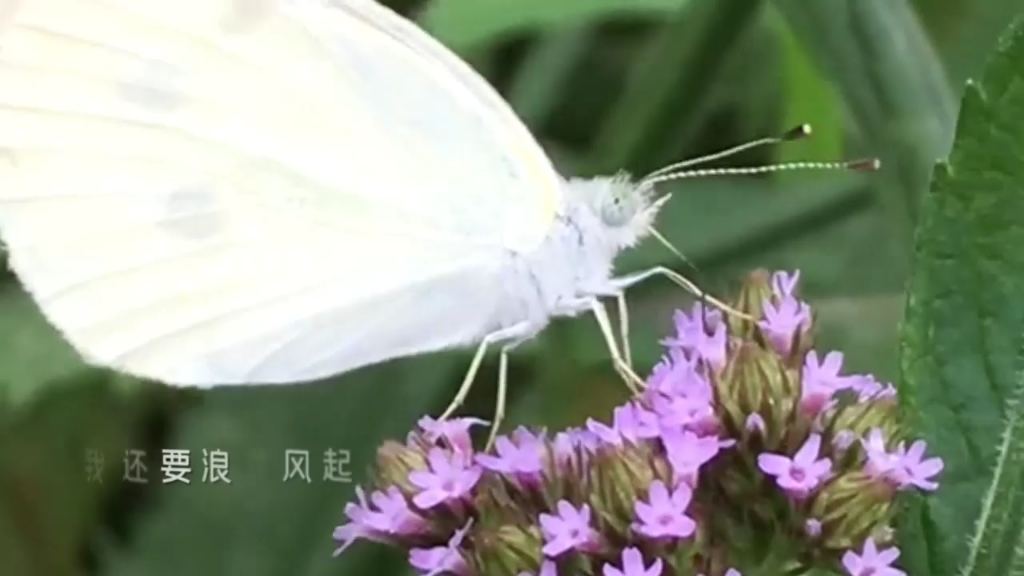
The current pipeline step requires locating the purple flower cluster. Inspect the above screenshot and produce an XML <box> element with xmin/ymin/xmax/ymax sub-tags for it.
<box><xmin>333</xmin><ymin>269</ymin><xmax>943</xmax><ymax>576</ymax></box>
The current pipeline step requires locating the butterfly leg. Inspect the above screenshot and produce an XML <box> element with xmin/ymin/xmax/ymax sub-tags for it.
<box><xmin>551</xmin><ymin>295</ymin><xmax>646</xmax><ymax>394</ymax></box>
<box><xmin>437</xmin><ymin>321</ymin><xmax>535</xmax><ymax>422</ymax></box>
<box><xmin>616</xmin><ymin>293</ymin><xmax>632</xmax><ymax>368</ymax></box>
<box><xmin>584</xmin><ymin>297</ymin><xmax>647</xmax><ymax>394</ymax></box>
<box><xmin>486</xmin><ymin>335</ymin><xmax>531</xmax><ymax>450</ymax></box>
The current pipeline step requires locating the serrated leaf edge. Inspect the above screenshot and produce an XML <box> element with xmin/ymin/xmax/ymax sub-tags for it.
<box><xmin>958</xmin><ymin>370</ymin><xmax>1024</xmax><ymax>576</ymax></box>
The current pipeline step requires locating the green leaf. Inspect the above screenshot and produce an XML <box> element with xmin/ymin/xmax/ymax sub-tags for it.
<box><xmin>417</xmin><ymin>0</ymin><xmax>689</xmax><ymax>51</ymax></box>
<box><xmin>899</xmin><ymin>15</ymin><xmax>1024</xmax><ymax>576</ymax></box>
<box><xmin>959</xmin><ymin>371</ymin><xmax>1024</xmax><ymax>576</ymax></box>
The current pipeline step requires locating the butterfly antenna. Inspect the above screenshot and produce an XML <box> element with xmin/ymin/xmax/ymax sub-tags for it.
<box><xmin>638</xmin><ymin>123</ymin><xmax>881</xmax><ymax>189</ymax></box>
<box><xmin>640</xmin><ymin>123</ymin><xmax>814</xmax><ymax>183</ymax></box>
<box><xmin>645</xmin><ymin>219</ymin><xmax>691</xmax><ymax>269</ymax></box>
<box><xmin>647</xmin><ymin>225</ymin><xmax>713</xmax><ymax>323</ymax></box>
<box><xmin>642</xmin><ymin>157</ymin><xmax>880</xmax><ymax>187</ymax></box>
<box><xmin>637</xmin><ymin>123</ymin><xmax>881</xmax><ymax>321</ymax></box>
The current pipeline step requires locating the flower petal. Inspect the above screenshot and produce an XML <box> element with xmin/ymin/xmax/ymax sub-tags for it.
<box><xmin>407</xmin><ymin>471</ymin><xmax>437</xmax><ymax>489</ymax></box>
<box><xmin>621</xmin><ymin>548</ymin><xmax>645</xmax><ymax>575</ymax></box>
<box><xmin>842</xmin><ymin>551</ymin><xmax>863</xmax><ymax>575</ymax></box>
<box><xmin>822</xmin><ymin>351</ymin><xmax>844</xmax><ymax>374</ymax></box>
<box><xmin>412</xmin><ymin>489</ymin><xmax>445</xmax><ymax>510</ymax></box>
<box><xmin>603</xmin><ymin>565</ymin><xmax>626</xmax><ymax>576</ymax></box>
<box><xmin>794</xmin><ymin>434</ymin><xmax>823</xmax><ymax>465</ymax></box>
<box><xmin>538</xmin><ymin>512</ymin><xmax>561</xmax><ymax>536</ymax></box>
<box><xmin>905</xmin><ymin>440</ymin><xmax>927</xmax><ymax>461</ymax></box>
<box><xmin>914</xmin><ymin>457</ymin><xmax>945</xmax><ymax>477</ymax></box>
<box><xmin>862</xmin><ymin>537</ymin><xmax>879</xmax><ymax>559</ymax></box>
<box><xmin>757</xmin><ymin>453</ymin><xmax>792</xmax><ymax>476</ymax></box>
<box><xmin>876</xmin><ymin>545</ymin><xmax>901</xmax><ymax>566</ymax></box>
<box><xmin>647</xmin><ymin>480</ymin><xmax>669</xmax><ymax>505</ymax></box>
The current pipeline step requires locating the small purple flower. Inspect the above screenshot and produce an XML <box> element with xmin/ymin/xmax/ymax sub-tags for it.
<box><xmin>369</xmin><ymin>486</ymin><xmax>428</xmax><ymax>532</ymax></box>
<box><xmin>662</xmin><ymin>429</ymin><xmax>722</xmax><ymax>487</ymax></box>
<box><xmin>333</xmin><ymin>487</ymin><xmax>383</xmax><ymax>554</ymax></box>
<box><xmin>632</xmin><ymin>480</ymin><xmax>697</xmax><ymax>540</ymax></box>
<box><xmin>841</xmin><ymin>537</ymin><xmax>905</xmax><ymax>576</ymax></box>
<box><xmin>645</xmin><ymin>348</ymin><xmax>699</xmax><ymax>397</ymax></box>
<box><xmin>891</xmin><ymin>440</ymin><xmax>944</xmax><ymax>491</ymax></box>
<box><xmin>408</xmin><ymin>448</ymin><xmax>481</xmax><ymax>509</ymax></box>
<box><xmin>513</xmin><ymin>426</ymin><xmax>546</xmax><ymax>443</ymax></box>
<box><xmin>519</xmin><ymin>561</ymin><xmax>558</xmax><ymax>576</ymax></box>
<box><xmin>540</xmin><ymin>500</ymin><xmax>601</xmax><ymax>557</ymax></box>
<box><xmin>409</xmin><ymin>523</ymin><xmax>472</xmax><ymax>576</ymax></box>
<box><xmin>476</xmin><ymin>429</ymin><xmax>544</xmax><ymax>484</ymax></box>
<box><xmin>613</xmin><ymin>402</ymin><xmax>662</xmax><ymax>444</ymax></box>
<box><xmin>333</xmin><ymin>486</ymin><xmax>429</xmax><ymax>555</ymax></box>
<box><xmin>862</xmin><ymin>428</ymin><xmax>901</xmax><ymax>482</ymax></box>
<box><xmin>800</xmin><ymin>351</ymin><xmax>856</xmax><ymax>416</ymax></box>
<box><xmin>850</xmin><ymin>375</ymin><xmax>897</xmax><ymax>402</ymax></box>
<box><xmin>587</xmin><ymin>417</ymin><xmax>624</xmax><ymax>447</ymax></box>
<box><xmin>417</xmin><ymin>416</ymin><xmax>488</xmax><ymax>454</ymax></box>
<box><xmin>651</xmin><ymin>392</ymin><xmax>717</xmax><ymax>435</ymax></box>
<box><xmin>646</xmin><ymin>352</ymin><xmax>716</xmax><ymax>405</ymax></box>
<box><xmin>758</xmin><ymin>433</ymin><xmax>832</xmax><ymax>499</ymax></box>
<box><xmin>693</xmin><ymin>322</ymin><xmax>728</xmax><ymax>370</ymax></box>
<box><xmin>552</xmin><ymin>429</ymin><xmax>586</xmax><ymax>469</ymax></box>
<box><xmin>771</xmin><ymin>269</ymin><xmax>801</xmax><ymax>298</ymax></box>
<box><xmin>724</xmin><ymin>570</ymin><xmax>742</xmax><ymax>576</ymax></box>
<box><xmin>803</xmin><ymin>350</ymin><xmax>857</xmax><ymax>389</ymax></box>
<box><xmin>647</xmin><ymin>358</ymin><xmax>714</xmax><ymax>417</ymax></box>
<box><xmin>663</xmin><ymin>303</ymin><xmax>723</xmax><ymax>351</ymax></box>
<box><xmin>759</xmin><ymin>295</ymin><xmax>811</xmax><ymax>356</ymax></box>
<box><xmin>603</xmin><ymin>547</ymin><xmax>664</xmax><ymax>576</ymax></box>
<box><xmin>573</xmin><ymin>428</ymin><xmax>602</xmax><ymax>452</ymax></box>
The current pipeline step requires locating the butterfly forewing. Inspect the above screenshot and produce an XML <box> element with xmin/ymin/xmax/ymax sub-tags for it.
<box><xmin>0</xmin><ymin>0</ymin><xmax>560</xmax><ymax>385</ymax></box>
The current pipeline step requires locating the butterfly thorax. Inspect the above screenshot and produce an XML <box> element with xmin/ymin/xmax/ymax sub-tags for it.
<box><xmin>490</xmin><ymin>175</ymin><xmax>660</xmax><ymax>337</ymax></box>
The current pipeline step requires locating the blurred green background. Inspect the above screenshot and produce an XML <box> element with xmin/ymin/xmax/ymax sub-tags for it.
<box><xmin>0</xmin><ymin>0</ymin><xmax>1019</xmax><ymax>574</ymax></box>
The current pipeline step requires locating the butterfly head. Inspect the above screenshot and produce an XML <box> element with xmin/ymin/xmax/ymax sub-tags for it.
<box><xmin>565</xmin><ymin>172</ymin><xmax>666</xmax><ymax>249</ymax></box>
<box><xmin>560</xmin><ymin>125</ymin><xmax>881</xmax><ymax>269</ymax></box>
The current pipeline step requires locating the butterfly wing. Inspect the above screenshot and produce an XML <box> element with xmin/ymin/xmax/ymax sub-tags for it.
<box><xmin>0</xmin><ymin>0</ymin><xmax>563</xmax><ymax>386</ymax></box>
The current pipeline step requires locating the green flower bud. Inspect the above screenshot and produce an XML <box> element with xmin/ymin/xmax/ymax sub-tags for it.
<box><xmin>728</xmin><ymin>269</ymin><xmax>774</xmax><ymax>339</ymax></box>
<box><xmin>590</xmin><ymin>442</ymin><xmax>671</xmax><ymax>536</ymax></box>
<box><xmin>809</xmin><ymin>471</ymin><xmax>894</xmax><ymax>551</ymax></box>
<box><xmin>470</xmin><ymin>523</ymin><xmax>543</xmax><ymax>576</ymax></box>
<box><xmin>826</xmin><ymin>395</ymin><xmax>902</xmax><ymax>446</ymax></box>
<box><xmin>375</xmin><ymin>440</ymin><xmax>428</xmax><ymax>496</ymax></box>
<box><xmin>715</xmin><ymin>342</ymin><xmax>799</xmax><ymax>449</ymax></box>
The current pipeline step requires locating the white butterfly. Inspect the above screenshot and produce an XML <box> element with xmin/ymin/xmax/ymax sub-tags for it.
<box><xmin>0</xmin><ymin>0</ymin><xmax>853</xmax><ymax>441</ymax></box>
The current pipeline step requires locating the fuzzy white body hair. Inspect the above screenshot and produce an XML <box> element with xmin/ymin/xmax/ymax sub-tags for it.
<box><xmin>487</xmin><ymin>174</ymin><xmax>657</xmax><ymax>343</ymax></box>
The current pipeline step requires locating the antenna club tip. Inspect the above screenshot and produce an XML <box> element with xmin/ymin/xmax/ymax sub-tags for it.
<box><xmin>848</xmin><ymin>157</ymin><xmax>882</xmax><ymax>172</ymax></box>
<box><xmin>782</xmin><ymin>123</ymin><xmax>813</xmax><ymax>141</ymax></box>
